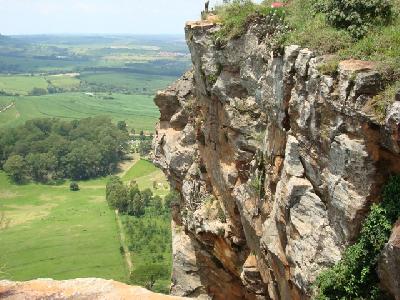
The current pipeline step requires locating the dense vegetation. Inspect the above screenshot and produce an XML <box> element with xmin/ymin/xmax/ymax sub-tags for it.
<box><xmin>315</xmin><ymin>176</ymin><xmax>400</xmax><ymax>299</ymax></box>
<box><xmin>106</xmin><ymin>176</ymin><xmax>176</xmax><ymax>292</ymax></box>
<box><xmin>0</xmin><ymin>117</ymin><xmax>129</xmax><ymax>183</ymax></box>
<box><xmin>215</xmin><ymin>0</ymin><xmax>400</xmax><ymax>120</ymax></box>
<box><xmin>106</xmin><ymin>176</ymin><xmax>159</xmax><ymax>217</ymax></box>
<box><xmin>214</xmin><ymin>0</ymin><xmax>288</xmax><ymax>48</ymax></box>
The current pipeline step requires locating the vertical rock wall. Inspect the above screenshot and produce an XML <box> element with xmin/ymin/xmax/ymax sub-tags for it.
<box><xmin>153</xmin><ymin>20</ymin><xmax>400</xmax><ymax>300</ymax></box>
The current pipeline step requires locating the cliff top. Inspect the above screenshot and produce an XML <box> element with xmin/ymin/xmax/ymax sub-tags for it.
<box><xmin>0</xmin><ymin>278</ymin><xmax>189</xmax><ymax>300</ymax></box>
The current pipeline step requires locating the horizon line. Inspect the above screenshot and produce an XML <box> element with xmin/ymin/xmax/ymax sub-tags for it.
<box><xmin>1</xmin><ymin>32</ymin><xmax>186</xmax><ymax>37</ymax></box>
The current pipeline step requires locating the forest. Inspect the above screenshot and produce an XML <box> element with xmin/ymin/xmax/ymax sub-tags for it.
<box><xmin>0</xmin><ymin>117</ymin><xmax>129</xmax><ymax>183</ymax></box>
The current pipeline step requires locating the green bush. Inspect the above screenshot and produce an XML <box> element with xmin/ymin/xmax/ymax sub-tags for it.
<box><xmin>315</xmin><ymin>176</ymin><xmax>400</xmax><ymax>299</ymax></box>
<box><xmin>314</xmin><ymin>0</ymin><xmax>394</xmax><ymax>39</ymax></box>
<box><xmin>164</xmin><ymin>189</ymin><xmax>180</xmax><ymax>209</ymax></box>
<box><xmin>214</xmin><ymin>0</ymin><xmax>288</xmax><ymax>46</ymax></box>
<box><xmin>29</xmin><ymin>87</ymin><xmax>48</xmax><ymax>96</ymax></box>
<box><xmin>69</xmin><ymin>182</ymin><xmax>79</xmax><ymax>191</ymax></box>
<box><xmin>284</xmin><ymin>0</ymin><xmax>353</xmax><ymax>54</ymax></box>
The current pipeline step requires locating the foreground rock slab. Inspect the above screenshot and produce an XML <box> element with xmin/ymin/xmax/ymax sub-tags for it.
<box><xmin>0</xmin><ymin>278</ymin><xmax>189</xmax><ymax>300</ymax></box>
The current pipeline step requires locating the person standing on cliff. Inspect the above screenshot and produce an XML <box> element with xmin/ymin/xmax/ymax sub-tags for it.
<box><xmin>205</xmin><ymin>0</ymin><xmax>210</xmax><ymax>13</ymax></box>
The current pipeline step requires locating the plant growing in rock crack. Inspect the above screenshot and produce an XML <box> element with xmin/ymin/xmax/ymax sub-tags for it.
<box><xmin>216</xmin><ymin>202</ymin><xmax>227</xmax><ymax>223</ymax></box>
<box><xmin>315</xmin><ymin>175</ymin><xmax>400</xmax><ymax>299</ymax></box>
<box><xmin>207</xmin><ymin>74</ymin><xmax>218</xmax><ymax>86</ymax></box>
<box><xmin>202</xmin><ymin>195</ymin><xmax>216</xmax><ymax>219</ymax></box>
<box><xmin>216</xmin><ymin>227</ymin><xmax>225</xmax><ymax>236</ymax></box>
<box><xmin>253</xmin><ymin>129</ymin><xmax>266</xmax><ymax>145</ymax></box>
<box><xmin>317</xmin><ymin>58</ymin><xmax>339</xmax><ymax>77</ymax></box>
<box><xmin>365</xmin><ymin>80</ymin><xmax>400</xmax><ymax>123</ymax></box>
<box><xmin>249</xmin><ymin>153</ymin><xmax>266</xmax><ymax>200</ymax></box>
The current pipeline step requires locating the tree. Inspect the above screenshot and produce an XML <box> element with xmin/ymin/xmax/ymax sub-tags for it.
<box><xmin>117</xmin><ymin>121</ymin><xmax>127</xmax><ymax>131</ymax></box>
<box><xmin>128</xmin><ymin>193</ymin><xmax>145</xmax><ymax>217</ymax></box>
<box><xmin>152</xmin><ymin>195</ymin><xmax>163</xmax><ymax>211</ymax></box>
<box><xmin>26</xmin><ymin>152</ymin><xmax>57</xmax><ymax>182</ymax></box>
<box><xmin>29</xmin><ymin>87</ymin><xmax>48</xmax><ymax>96</ymax></box>
<box><xmin>3</xmin><ymin>155</ymin><xmax>26</xmax><ymax>183</ymax></box>
<box><xmin>164</xmin><ymin>189</ymin><xmax>180</xmax><ymax>210</ymax></box>
<box><xmin>0</xmin><ymin>117</ymin><xmax>130</xmax><ymax>183</ymax></box>
<box><xmin>138</xmin><ymin>140</ymin><xmax>152</xmax><ymax>157</ymax></box>
<box><xmin>70</xmin><ymin>182</ymin><xmax>80</xmax><ymax>191</ymax></box>
<box><xmin>106</xmin><ymin>176</ymin><xmax>129</xmax><ymax>212</ymax></box>
<box><xmin>142</xmin><ymin>188</ymin><xmax>153</xmax><ymax>207</ymax></box>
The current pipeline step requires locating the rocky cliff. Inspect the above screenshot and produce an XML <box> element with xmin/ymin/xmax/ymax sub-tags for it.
<box><xmin>153</xmin><ymin>19</ymin><xmax>400</xmax><ymax>300</ymax></box>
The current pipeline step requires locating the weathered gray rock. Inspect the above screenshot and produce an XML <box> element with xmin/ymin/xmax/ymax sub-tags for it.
<box><xmin>153</xmin><ymin>18</ymin><xmax>400</xmax><ymax>300</ymax></box>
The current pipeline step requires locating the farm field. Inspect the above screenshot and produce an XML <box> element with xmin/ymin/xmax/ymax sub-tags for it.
<box><xmin>80</xmin><ymin>72</ymin><xmax>174</xmax><ymax>95</ymax></box>
<box><xmin>0</xmin><ymin>34</ymin><xmax>190</xmax><ymax>133</ymax></box>
<box><xmin>0</xmin><ymin>92</ymin><xmax>160</xmax><ymax>131</ymax></box>
<box><xmin>0</xmin><ymin>158</ymin><xmax>169</xmax><ymax>282</ymax></box>
<box><xmin>0</xmin><ymin>75</ymin><xmax>48</xmax><ymax>96</ymax></box>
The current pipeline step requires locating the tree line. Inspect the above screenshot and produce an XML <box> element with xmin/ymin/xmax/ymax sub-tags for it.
<box><xmin>0</xmin><ymin>117</ymin><xmax>129</xmax><ymax>183</ymax></box>
<box><xmin>106</xmin><ymin>176</ymin><xmax>180</xmax><ymax>292</ymax></box>
<box><xmin>106</xmin><ymin>176</ymin><xmax>171</xmax><ymax>216</ymax></box>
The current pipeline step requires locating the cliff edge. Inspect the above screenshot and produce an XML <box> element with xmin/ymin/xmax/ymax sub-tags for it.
<box><xmin>153</xmin><ymin>19</ymin><xmax>400</xmax><ymax>300</ymax></box>
<box><xmin>0</xmin><ymin>278</ymin><xmax>189</xmax><ymax>300</ymax></box>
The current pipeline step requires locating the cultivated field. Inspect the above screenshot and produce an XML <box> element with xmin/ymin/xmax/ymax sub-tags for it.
<box><xmin>0</xmin><ymin>92</ymin><xmax>160</xmax><ymax>131</ymax></box>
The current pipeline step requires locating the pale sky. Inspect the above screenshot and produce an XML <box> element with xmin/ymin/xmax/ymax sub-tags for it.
<box><xmin>0</xmin><ymin>0</ymin><xmax>234</xmax><ymax>35</ymax></box>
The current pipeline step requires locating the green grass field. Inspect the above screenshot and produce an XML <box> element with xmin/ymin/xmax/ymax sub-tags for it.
<box><xmin>0</xmin><ymin>92</ymin><xmax>159</xmax><ymax>131</ymax></box>
<box><xmin>80</xmin><ymin>72</ymin><xmax>173</xmax><ymax>94</ymax></box>
<box><xmin>0</xmin><ymin>75</ymin><xmax>48</xmax><ymax>95</ymax></box>
<box><xmin>46</xmin><ymin>74</ymin><xmax>81</xmax><ymax>90</ymax></box>
<box><xmin>0</xmin><ymin>172</ymin><xmax>127</xmax><ymax>282</ymax></box>
<box><xmin>123</xmin><ymin>159</ymin><xmax>169</xmax><ymax>198</ymax></box>
<box><xmin>0</xmin><ymin>158</ymin><xmax>169</xmax><ymax>283</ymax></box>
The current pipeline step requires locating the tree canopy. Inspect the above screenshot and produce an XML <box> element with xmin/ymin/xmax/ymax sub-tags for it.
<box><xmin>0</xmin><ymin>117</ymin><xmax>129</xmax><ymax>183</ymax></box>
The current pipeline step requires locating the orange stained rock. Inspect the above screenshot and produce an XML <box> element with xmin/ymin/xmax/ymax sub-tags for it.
<box><xmin>339</xmin><ymin>59</ymin><xmax>376</xmax><ymax>72</ymax></box>
<box><xmin>0</xmin><ymin>278</ymin><xmax>189</xmax><ymax>300</ymax></box>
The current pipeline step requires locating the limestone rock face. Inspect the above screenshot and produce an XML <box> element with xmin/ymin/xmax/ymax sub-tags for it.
<box><xmin>0</xmin><ymin>278</ymin><xmax>189</xmax><ymax>300</ymax></box>
<box><xmin>153</xmin><ymin>20</ymin><xmax>400</xmax><ymax>300</ymax></box>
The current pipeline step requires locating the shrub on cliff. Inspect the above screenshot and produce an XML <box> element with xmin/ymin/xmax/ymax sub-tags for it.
<box><xmin>315</xmin><ymin>176</ymin><xmax>400</xmax><ymax>299</ymax></box>
<box><xmin>314</xmin><ymin>0</ymin><xmax>394</xmax><ymax>39</ymax></box>
<box><xmin>214</xmin><ymin>0</ymin><xmax>288</xmax><ymax>47</ymax></box>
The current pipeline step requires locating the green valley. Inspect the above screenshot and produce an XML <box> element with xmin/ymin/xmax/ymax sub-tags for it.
<box><xmin>0</xmin><ymin>34</ymin><xmax>183</xmax><ymax>293</ymax></box>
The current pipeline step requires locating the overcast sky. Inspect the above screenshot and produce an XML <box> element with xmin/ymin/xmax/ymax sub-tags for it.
<box><xmin>0</xmin><ymin>0</ymin><xmax>247</xmax><ymax>35</ymax></box>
